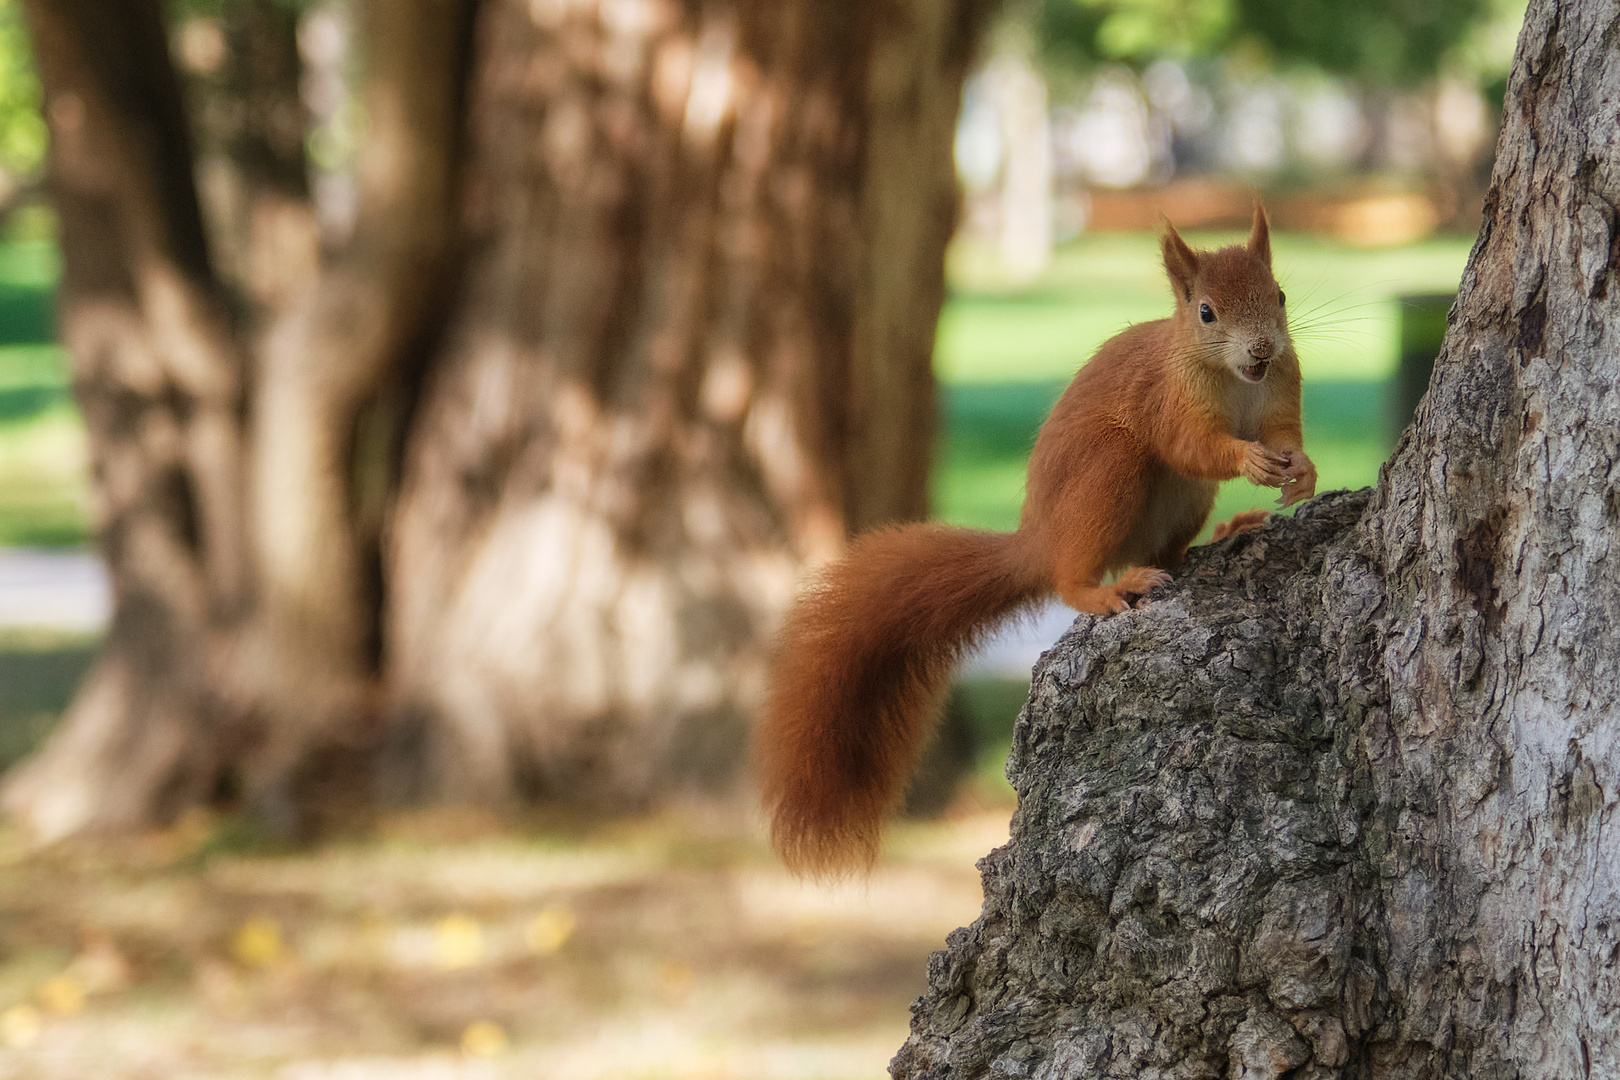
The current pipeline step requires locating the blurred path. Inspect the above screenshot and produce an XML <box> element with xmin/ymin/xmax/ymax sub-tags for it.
<box><xmin>961</xmin><ymin>599</ymin><xmax>1074</xmax><ymax>679</ymax></box>
<box><xmin>0</xmin><ymin>547</ymin><xmax>109</xmax><ymax>632</ymax></box>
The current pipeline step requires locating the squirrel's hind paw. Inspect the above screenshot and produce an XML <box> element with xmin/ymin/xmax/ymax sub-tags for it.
<box><xmin>1063</xmin><ymin>567</ymin><xmax>1169</xmax><ymax>616</ymax></box>
<box><xmin>1212</xmin><ymin>509</ymin><xmax>1270</xmax><ymax>541</ymax></box>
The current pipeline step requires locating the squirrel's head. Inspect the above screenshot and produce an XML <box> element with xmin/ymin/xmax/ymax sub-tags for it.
<box><xmin>1160</xmin><ymin>203</ymin><xmax>1291</xmax><ymax>385</ymax></box>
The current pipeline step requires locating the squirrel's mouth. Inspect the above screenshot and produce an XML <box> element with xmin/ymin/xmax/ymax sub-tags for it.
<box><xmin>1238</xmin><ymin>358</ymin><xmax>1270</xmax><ymax>383</ymax></box>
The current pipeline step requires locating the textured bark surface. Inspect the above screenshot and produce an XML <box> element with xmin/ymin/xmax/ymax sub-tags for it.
<box><xmin>895</xmin><ymin>1</ymin><xmax>1620</xmax><ymax>1075</ymax></box>
<box><xmin>383</xmin><ymin>0</ymin><xmax>985</xmax><ymax>803</ymax></box>
<box><xmin>895</xmin><ymin>494</ymin><xmax>1380</xmax><ymax>1079</ymax></box>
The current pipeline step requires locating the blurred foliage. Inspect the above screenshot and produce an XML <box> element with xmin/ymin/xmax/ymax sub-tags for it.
<box><xmin>1232</xmin><ymin>0</ymin><xmax>1488</xmax><ymax>83</ymax></box>
<box><xmin>1043</xmin><ymin>0</ymin><xmax>1520</xmax><ymax>84</ymax></box>
<box><xmin>0</xmin><ymin>0</ymin><xmax>42</xmax><ymax>178</ymax></box>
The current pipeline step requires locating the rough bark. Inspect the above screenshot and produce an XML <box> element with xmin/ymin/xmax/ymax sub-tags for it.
<box><xmin>382</xmin><ymin>0</ymin><xmax>985</xmax><ymax>804</ymax></box>
<box><xmin>894</xmin><ymin>1</ymin><xmax>1620</xmax><ymax>1076</ymax></box>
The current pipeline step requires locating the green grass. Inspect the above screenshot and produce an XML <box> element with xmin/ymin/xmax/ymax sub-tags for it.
<box><xmin>0</xmin><ymin>238</ymin><xmax>83</xmax><ymax>547</ymax></box>
<box><xmin>0</xmin><ymin>631</ymin><xmax>95</xmax><ymax>769</ymax></box>
<box><xmin>0</xmin><ymin>347</ymin><xmax>84</xmax><ymax>547</ymax></box>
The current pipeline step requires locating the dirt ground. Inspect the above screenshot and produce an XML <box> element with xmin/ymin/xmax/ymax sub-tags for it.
<box><xmin>0</xmin><ymin>802</ymin><xmax>1011</xmax><ymax>1080</ymax></box>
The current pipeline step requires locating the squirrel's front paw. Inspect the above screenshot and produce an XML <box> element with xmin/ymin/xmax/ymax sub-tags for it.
<box><xmin>1241</xmin><ymin>442</ymin><xmax>1290</xmax><ymax>487</ymax></box>
<box><xmin>1276</xmin><ymin>451</ymin><xmax>1318</xmax><ymax>506</ymax></box>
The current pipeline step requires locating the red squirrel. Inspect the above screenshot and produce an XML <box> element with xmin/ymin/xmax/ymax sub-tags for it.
<box><xmin>758</xmin><ymin>204</ymin><xmax>1317</xmax><ymax>875</ymax></box>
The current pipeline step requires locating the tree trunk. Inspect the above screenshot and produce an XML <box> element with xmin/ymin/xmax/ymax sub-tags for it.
<box><xmin>179</xmin><ymin>0</ymin><xmax>318</xmax><ymax>317</ymax></box>
<box><xmin>381</xmin><ymin>0</ymin><xmax>985</xmax><ymax>804</ymax></box>
<box><xmin>895</xmin><ymin>1</ymin><xmax>1620</xmax><ymax>1076</ymax></box>
<box><xmin>237</xmin><ymin>0</ymin><xmax>475</xmax><ymax>814</ymax></box>
<box><xmin>0</xmin><ymin>0</ymin><xmax>250</xmax><ymax>840</ymax></box>
<box><xmin>2</xmin><ymin>0</ymin><xmax>477</xmax><ymax>837</ymax></box>
<box><xmin>5</xmin><ymin>0</ymin><xmax>989</xmax><ymax>833</ymax></box>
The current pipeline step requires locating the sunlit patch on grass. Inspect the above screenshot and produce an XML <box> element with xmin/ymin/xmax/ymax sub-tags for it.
<box><xmin>1</xmin><ymin>1002</ymin><xmax>41</xmax><ymax>1048</ymax></box>
<box><xmin>0</xmin><ymin>807</ymin><xmax>1009</xmax><ymax>1078</ymax></box>
<box><xmin>0</xmin><ymin>399</ymin><xmax>90</xmax><ymax>547</ymax></box>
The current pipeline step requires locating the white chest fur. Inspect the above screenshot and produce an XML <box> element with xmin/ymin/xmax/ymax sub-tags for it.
<box><xmin>1222</xmin><ymin>378</ymin><xmax>1271</xmax><ymax>441</ymax></box>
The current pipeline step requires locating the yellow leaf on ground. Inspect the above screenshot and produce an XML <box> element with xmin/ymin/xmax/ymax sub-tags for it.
<box><xmin>39</xmin><ymin>974</ymin><xmax>85</xmax><ymax>1015</ymax></box>
<box><xmin>461</xmin><ymin>1019</ymin><xmax>508</xmax><ymax>1057</ymax></box>
<box><xmin>525</xmin><ymin>904</ymin><xmax>577</xmax><ymax>955</ymax></box>
<box><xmin>232</xmin><ymin>916</ymin><xmax>286</xmax><ymax>968</ymax></box>
<box><xmin>434</xmin><ymin>914</ymin><xmax>484</xmax><ymax>970</ymax></box>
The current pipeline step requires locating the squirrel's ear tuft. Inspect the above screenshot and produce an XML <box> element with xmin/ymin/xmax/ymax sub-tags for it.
<box><xmin>1160</xmin><ymin>219</ymin><xmax>1199</xmax><ymax>302</ymax></box>
<box><xmin>1248</xmin><ymin>201</ymin><xmax>1272</xmax><ymax>266</ymax></box>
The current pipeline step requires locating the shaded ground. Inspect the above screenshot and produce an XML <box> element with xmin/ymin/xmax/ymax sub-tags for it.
<box><xmin>0</xmin><ymin>633</ymin><xmax>1019</xmax><ymax>1079</ymax></box>
<box><xmin>0</xmin><ymin>633</ymin><xmax>94</xmax><ymax>771</ymax></box>
<box><xmin>0</xmin><ymin>805</ymin><xmax>1011</xmax><ymax>1079</ymax></box>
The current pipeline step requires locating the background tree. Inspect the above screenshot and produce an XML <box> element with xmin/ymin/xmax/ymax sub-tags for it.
<box><xmin>895</xmin><ymin>0</ymin><xmax>1620</xmax><ymax>1073</ymax></box>
<box><xmin>1</xmin><ymin>0</ymin><xmax>990</xmax><ymax>837</ymax></box>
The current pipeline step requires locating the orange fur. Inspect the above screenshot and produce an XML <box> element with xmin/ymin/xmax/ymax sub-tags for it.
<box><xmin>758</xmin><ymin>204</ymin><xmax>1317</xmax><ymax>875</ymax></box>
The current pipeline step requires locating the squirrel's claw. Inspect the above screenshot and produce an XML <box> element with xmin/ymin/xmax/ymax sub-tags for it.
<box><xmin>1116</xmin><ymin>565</ymin><xmax>1171</xmax><ymax>599</ymax></box>
<box><xmin>1242</xmin><ymin>442</ymin><xmax>1290</xmax><ymax>487</ymax></box>
<box><xmin>1275</xmin><ymin>450</ymin><xmax>1318</xmax><ymax>506</ymax></box>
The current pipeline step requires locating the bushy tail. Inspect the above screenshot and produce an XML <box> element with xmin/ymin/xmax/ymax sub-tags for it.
<box><xmin>758</xmin><ymin>524</ymin><xmax>1048</xmax><ymax>875</ymax></box>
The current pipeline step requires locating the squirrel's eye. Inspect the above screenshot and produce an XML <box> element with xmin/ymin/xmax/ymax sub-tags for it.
<box><xmin>1199</xmin><ymin>303</ymin><xmax>1215</xmax><ymax>324</ymax></box>
<box><xmin>1278</xmin><ymin>289</ymin><xmax>1286</xmax><ymax>306</ymax></box>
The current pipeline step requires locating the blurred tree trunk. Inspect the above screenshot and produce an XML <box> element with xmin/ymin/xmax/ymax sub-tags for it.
<box><xmin>2</xmin><ymin>0</ymin><xmax>477</xmax><ymax>837</ymax></box>
<box><xmin>895</xmin><ymin>1</ymin><xmax>1620</xmax><ymax>1075</ymax></box>
<box><xmin>179</xmin><ymin>0</ymin><xmax>318</xmax><ymax>318</ymax></box>
<box><xmin>382</xmin><ymin>0</ymin><xmax>985</xmax><ymax>804</ymax></box>
<box><xmin>0</xmin><ymin>0</ymin><xmax>250</xmax><ymax>839</ymax></box>
<box><xmin>238</xmin><ymin>0</ymin><xmax>473</xmax><ymax>816</ymax></box>
<box><xmin>4</xmin><ymin>0</ymin><xmax>989</xmax><ymax>834</ymax></box>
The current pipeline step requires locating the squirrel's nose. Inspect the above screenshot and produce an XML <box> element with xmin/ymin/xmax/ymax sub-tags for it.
<box><xmin>1249</xmin><ymin>338</ymin><xmax>1274</xmax><ymax>360</ymax></box>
